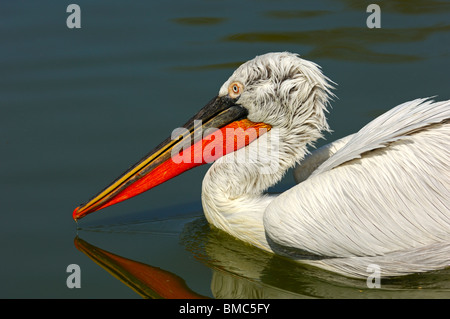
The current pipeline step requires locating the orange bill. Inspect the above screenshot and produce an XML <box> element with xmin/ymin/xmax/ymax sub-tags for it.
<box><xmin>73</xmin><ymin>95</ymin><xmax>271</xmax><ymax>220</ymax></box>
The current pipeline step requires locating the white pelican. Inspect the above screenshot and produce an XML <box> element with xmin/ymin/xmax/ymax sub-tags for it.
<box><xmin>74</xmin><ymin>52</ymin><xmax>450</xmax><ymax>278</ymax></box>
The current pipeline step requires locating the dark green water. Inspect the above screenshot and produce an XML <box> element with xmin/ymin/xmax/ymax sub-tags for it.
<box><xmin>1</xmin><ymin>1</ymin><xmax>449</xmax><ymax>298</ymax></box>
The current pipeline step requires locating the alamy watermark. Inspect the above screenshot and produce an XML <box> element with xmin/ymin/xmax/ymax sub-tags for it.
<box><xmin>366</xmin><ymin>264</ymin><xmax>381</xmax><ymax>288</ymax></box>
<box><xmin>66</xmin><ymin>262</ymin><xmax>382</xmax><ymax>290</ymax></box>
<box><xmin>66</xmin><ymin>4</ymin><xmax>381</xmax><ymax>30</ymax></box>
<box><xmin>66</xmin><ymin>264</ymin><xmax>81</xmax><ymax>288</ymax></box>
<box><xmin>366</xmin><ymin>4</ymin><xmax>381</xmax><ymax>29</ymax></box>
<box><xmin>66</xmin><ymin>4</ymin><xmax>81</xmax><ymax>29</ymax></box>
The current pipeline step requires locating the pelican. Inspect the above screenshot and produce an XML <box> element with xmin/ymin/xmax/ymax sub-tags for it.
<box><xmin>73</xmin><ymin>52</ymin><xmax>450</xmax><ymax>278</ymax></box>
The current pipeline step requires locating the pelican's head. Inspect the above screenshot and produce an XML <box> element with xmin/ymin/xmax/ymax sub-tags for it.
<box><xmin>218</xmin><ymin>52</ymin><xmax>332</xmax><ymax>130</ymax></box>
<box><xmin>73</xmin><ymin>52</ymin><xmax>333</xmax><ymax>220</ymax></box>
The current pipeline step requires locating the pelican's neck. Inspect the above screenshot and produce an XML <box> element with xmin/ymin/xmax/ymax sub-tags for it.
<box><xmin>201</xmin><ymin>128</ymin><xmax>312</xmax><ymax>251</ymax></box>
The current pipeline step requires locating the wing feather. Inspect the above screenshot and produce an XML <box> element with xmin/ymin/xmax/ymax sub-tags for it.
<box><xmin>310</xmin><ymin>98</ymin><xmax>450</xmax><ymax>178</ymax></box>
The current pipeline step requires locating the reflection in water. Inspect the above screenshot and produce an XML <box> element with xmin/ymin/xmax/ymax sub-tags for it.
<box><xmin>170</xmin><ymin>3</ymin><xmax>449</xmax><ymax>71</ymax></box>
<box><xmin>265</xmin><ymin>10</ymin><xmax>331</xmax><ymax>19</ymax></box>
<box><xmin>223</xmin><ymin>24</ymin><xmax>450</xmax><ymax>63</ymax></box>
<box><xmin>74</xmin><ymin>236</ymin><xmax>208</xmax><ymax>299</ymax></box>
<box><xmin>172</xmin><ymin>17</ymin><xmax>227</xmax><ymax>26</ymax></box>
<box><xmin>172</xmin><ymin>61</ymin><xmax>244</xmax><ymax>72</ymax></box>
<box><xmin>75</xmin><ymin>217</ymin><xmax>450</xmax><ymax>299</ymax></box>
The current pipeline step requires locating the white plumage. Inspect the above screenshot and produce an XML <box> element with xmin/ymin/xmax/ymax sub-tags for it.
<box><xmin>201</xmin><ymin>52</ymin><xmax>450</xmax><ymax>278</ymax></box>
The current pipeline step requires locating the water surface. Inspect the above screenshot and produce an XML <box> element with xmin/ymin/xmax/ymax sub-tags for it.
<box><xmin>1</xmin><ymin>0</ymin><xmax>449</xmax><ymax>298</ymax></box>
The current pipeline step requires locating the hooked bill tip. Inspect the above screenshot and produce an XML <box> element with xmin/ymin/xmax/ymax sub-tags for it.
<box><xmin>72</xmin><ymin>206</ymin><xmax>81</xmax><ymax>221</ymax></box>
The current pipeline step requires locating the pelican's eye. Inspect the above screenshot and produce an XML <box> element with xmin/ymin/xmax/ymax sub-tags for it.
<box><xmin>228</xmin><ymin>81</ymin><xmax>244</xmax><ymax>99</ymax></box>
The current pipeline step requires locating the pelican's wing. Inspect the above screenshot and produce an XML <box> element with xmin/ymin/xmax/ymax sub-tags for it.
<box><xmin>264</xmin><ymin>98</ymin><xmax>450</xmax><ymax>277</ymax></box>
<box><xmin>310</xmin><ymin>98</ymin><xmax>450</xmax><ymax>178</ymax></box>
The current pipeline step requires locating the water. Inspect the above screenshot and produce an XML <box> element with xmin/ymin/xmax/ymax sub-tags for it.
<box><xmin>1</xmin><ymin>0</ymin><xmax>449</xmax><ymax>298</ymax></box>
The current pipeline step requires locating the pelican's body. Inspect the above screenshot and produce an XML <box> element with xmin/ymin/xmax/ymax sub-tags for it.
<box><xmin>74</xmin><ymin>52</ymin><xmax>450</xmax><ymax>278</ymax></box>
<box><xmin>203</xmin><ymin>97</ymin><xmax>449</xmax><ymax>278</ymax></box>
